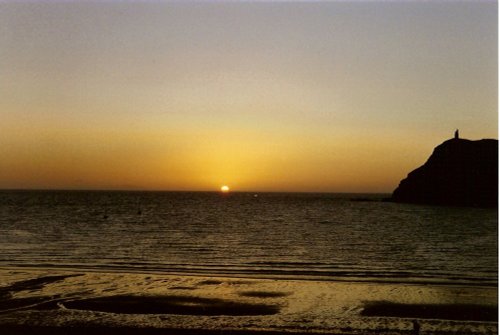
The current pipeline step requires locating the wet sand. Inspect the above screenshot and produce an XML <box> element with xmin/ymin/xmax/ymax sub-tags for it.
<box><xmin>0</xmin><ymin>268</ymin><xmax>497</xmax><ymax>334</ymax></box>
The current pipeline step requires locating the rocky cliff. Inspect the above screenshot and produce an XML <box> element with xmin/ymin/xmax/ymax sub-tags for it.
<box><xmin>392</xmin><ymin>138</ymin><xmax>498</xmax><ymax>207</ymax></box>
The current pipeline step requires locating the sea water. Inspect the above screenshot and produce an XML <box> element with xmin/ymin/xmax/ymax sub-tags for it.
<box><xmin>0</xmin><ymin>191</ymin><xmax>496</xmax><ymax>286</ymax></box>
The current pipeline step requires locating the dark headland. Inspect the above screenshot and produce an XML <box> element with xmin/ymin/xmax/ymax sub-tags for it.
<box><xmin>392</xmin><ymin>136</ymin><xmax>498</xmax><ymax>207</ymax></box>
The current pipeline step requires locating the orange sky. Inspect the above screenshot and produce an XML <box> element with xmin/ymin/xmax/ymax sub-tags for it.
<box><xmin>0</xmin><ymin>1</ymin><xmax>497</xmax><ymax>193</ymax></box>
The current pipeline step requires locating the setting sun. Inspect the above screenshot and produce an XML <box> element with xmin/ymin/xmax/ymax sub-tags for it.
<box><xmin>220</xmin><ymin>185</ymin><xmax>230</xmax><ymax>193</ymax></box>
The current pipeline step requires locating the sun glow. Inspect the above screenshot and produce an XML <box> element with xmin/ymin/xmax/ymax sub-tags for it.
<box><xmin>220</xmin><ymin>185</ymin><xmax>230</xmax><ymax>193</ymax></box>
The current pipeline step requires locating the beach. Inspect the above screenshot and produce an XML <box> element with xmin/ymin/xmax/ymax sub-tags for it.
<box><xmin>0</xmin><ymin>268</ymin><xmax>496</xmax><ymax>334</ymax></box>
<box><xmin>0</xmin><ymin>191</ymin><xmax>497</xmax><ymax>334</ymax></box>
<box><xmin>1</xmin><ymin>0</ymin><xmax>498</xmax><ymax>333</ymax></box>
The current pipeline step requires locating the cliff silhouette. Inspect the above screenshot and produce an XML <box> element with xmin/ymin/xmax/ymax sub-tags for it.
<box><xmin>392</xmin><ymin>137</ymin><xmax>498</xmax><ymax>207</ymax></box>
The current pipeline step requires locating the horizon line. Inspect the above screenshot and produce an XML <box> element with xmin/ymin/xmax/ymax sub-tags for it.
<box><xmin>0</xmin><ymin>188</ymin><xmax>392</xmax><ymax>195</ymax></box>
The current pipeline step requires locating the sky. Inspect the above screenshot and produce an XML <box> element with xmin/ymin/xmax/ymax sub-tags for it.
<box><xmin>0</xmin><ymin>0</ymin><xmax>497</xmax><ymax>193</ymax></box>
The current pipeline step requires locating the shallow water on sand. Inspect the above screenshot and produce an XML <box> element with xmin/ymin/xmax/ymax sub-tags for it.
<box><xmin>0</xmin><ymin>191</ymin><xmax>497</xmax><ymax>285</ymax></box>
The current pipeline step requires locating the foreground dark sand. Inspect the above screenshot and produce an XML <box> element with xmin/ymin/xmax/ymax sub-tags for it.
<box><xmin>0</xmin><ymin>268</ymin><xmax>497</xmax><ymax>334</ymax></box>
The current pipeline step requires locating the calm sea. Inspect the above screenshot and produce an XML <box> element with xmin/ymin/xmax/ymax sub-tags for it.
<box><xmin>0</xmin><ymin>191</ymin><xmax>497</xmax><ymax>286</ymax></box>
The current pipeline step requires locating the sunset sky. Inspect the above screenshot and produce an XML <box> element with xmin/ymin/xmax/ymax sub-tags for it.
<box><xmin>0</xmin><ymin>1</ymin><xmax>497</xmax><ymax>193</ymax></box>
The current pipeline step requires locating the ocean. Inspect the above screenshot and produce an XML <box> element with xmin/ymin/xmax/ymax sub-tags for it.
<box><xmin>0</xmin><ymin>190</ymin><xmax>497</xmax><ymax>286</ymax></box>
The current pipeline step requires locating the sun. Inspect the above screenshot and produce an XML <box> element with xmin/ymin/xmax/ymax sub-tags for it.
<box><xmin>220</xmin><ymin>185</ymin><xmax>230</xmax><ymax>193</ymax></box>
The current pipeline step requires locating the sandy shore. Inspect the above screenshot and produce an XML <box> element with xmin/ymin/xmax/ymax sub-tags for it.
<box><xmin>0</xmin><ymin>268</ymin><xmax>497</xmax><ymax>334</ymax></box>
